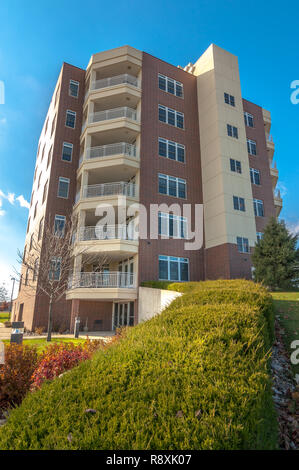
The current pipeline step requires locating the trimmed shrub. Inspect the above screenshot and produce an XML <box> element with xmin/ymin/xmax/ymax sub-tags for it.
<box><xmin>31</xmin><ymin>339</ymin><xmax>105</xmax><ymax>389</ymax></box>
<box><xmin>0</xmin><ymin>344</ymin><xmax>39</xmax><ymax>409</ymax></box>
<box><xmin>0</xmin><ymin>280</ymin><xmax>277</xmax><ymax>450</ymax></box>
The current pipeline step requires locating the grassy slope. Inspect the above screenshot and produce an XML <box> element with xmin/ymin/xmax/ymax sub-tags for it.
<box><xmin>271</xmin><ymin>291</ymin><xmax>299</xmax><ymax>377</ymax></box>
<box><xmin>2</xmin><ymin>338</ymin><xmax>87</xmax><ymax>353</ymax></box>
<box><xmin>0</xmin><ymin>280</ymin><xmax>277</xmax><ymax>450</ymax></box>
<box><xmin>0</xmin><ymin>312</ymin><xmax>10</xmax><ymax>323</ymax></box>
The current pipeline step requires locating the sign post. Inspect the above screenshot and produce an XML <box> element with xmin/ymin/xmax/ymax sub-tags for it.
<box><xmin>10</xmin><ymin>321</ymin><xmax>24</xmax><ymax>344</ymax></box>
<box><xmin>74</xmin><ymin>316</ymin><xmax>80</xmax><ymax>339</ymax></box>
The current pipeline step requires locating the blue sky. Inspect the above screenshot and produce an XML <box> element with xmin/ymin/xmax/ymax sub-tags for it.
<box><xmin>0</xmin><ymin>0</ymin><xmax>298</xmax><ymax>294</ymax></box>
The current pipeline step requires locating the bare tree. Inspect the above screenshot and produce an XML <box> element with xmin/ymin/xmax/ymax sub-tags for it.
<box><xmin>17</xmin><ymin>216</ymin><xmax>110</xmax><ymax>341</ymax></box>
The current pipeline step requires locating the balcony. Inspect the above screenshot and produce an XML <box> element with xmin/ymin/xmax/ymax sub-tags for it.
<box><xmin>81</xmin><ymin>106</ymin><xmax>140</xmax><ymax>139</ymax></box>
<box><xmin>270</xmin><ymin>161</ymin><xmax>279</xmax><ymax>188</ymax></box>
<box><xmin>262</xmin><ymin>108</ymin><xmax>271</xmax><ymax>133</ymax></box>
<box><xmin>78</xmin><ymin>142</ymin><xmax>139</xmax><ymax>172</ymax></box>
<box><xmin>78</xmin><ymin>224</ymin><xmax>134</xmax><ymax>241</ymax></box>
<box><xmin>266</xmin><ymin>133</ymin><xmax>275</xmax><ymax>161</ymax></box>
<box><xmin>86</xmin><ymin>74</ymin><xmax>139</xmax><ymax>99</ymax></box>
<box><xmin>66</xmin><ymin>271</ymin><xmax>137</xmax><ymax>301</ymax></box>
<box><xmin>273</xmin><ymin>189</ymin><xmax>283</xmax><ymax>217</ymax></box>
<box><xmin>83</xmin><ymin>181</ymin><xmax>136</xmax><ymax>199</ymax></box>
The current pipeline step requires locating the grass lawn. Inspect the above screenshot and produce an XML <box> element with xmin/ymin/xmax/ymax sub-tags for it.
<box><xmin>3</xmin><ymin>337</ymin><xmax>87</xmax><ymax>353</ymax></box>
<box><xmin>271</xmin><ymin>291</ymin><xmax>299</xmax><ymax>377</ymax></box>
<box><xmin>0</xmin><ymin>311</ymin><xmax>10</xmax><ymax>323</ymax></box>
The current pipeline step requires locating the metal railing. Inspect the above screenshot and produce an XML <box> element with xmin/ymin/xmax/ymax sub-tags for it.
<box><xmin>91</xmin><ymin>74</ymin><xmax>139</xmax><ymax>91</ymax></box>
<box><xmin>69</xmin><ymin>271</ymin><xmax>135</xmax><ymax>289</ymax></box>
<box><xmin>86</xmin><ymin>142</ymin><xmax>136</xmax><ymax>160</ymax></box>
<box><xmin>266</xmin><ymin>133</ymin><xmax>274</xmax><ymax>143</ymax></box>
<box><xmin>78</xmin><ymin>224</ymin><xmax>135</xmax><ymax>241</ymax></box>
<box><xmin>83</xmin><ymin>181</ymin><xmax>136</xmax><ymax>199</ymax></box>
<box><xmin>89</xmin><ymin>107</ymin><xmax>137</xmax><ymax>124</ymax></box>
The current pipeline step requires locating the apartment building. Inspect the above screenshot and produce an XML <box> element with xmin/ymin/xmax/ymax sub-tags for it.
<box><xmin>12</xmin><ymin>44</ymin><xmax>282</xmax><ymax>332</ymax></box>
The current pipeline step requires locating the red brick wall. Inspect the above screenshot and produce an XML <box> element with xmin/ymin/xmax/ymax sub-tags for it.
<box><xmin>71</xmin><ymin>299</ymin><xmax>113</xmax><ymax>332</ymax></box>
<box><xmin>243</xmin><ymin>99</ymin><xmax>276</xmax><ymax>234</ymax></box>
<box><xmin>139</xmin><ymin>53</ymin><xmax>204</xmax><ymax>283</ymax></box>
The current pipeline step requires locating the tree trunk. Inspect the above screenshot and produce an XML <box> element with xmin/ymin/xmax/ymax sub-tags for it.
<box><xmin>47</xmin><ymin>298</ymin><xmax>53</xmax><ymax>342</ymax></box>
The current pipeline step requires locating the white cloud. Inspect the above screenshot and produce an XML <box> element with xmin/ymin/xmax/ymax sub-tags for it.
<box><xmin>287</xmin><ymin>221</ymin><xmax>299</xmax><ymax>236</ymax></box>
<box><xmin>0</xmin><ymin>117</ymin><xmax>7</xmax><ymax>125</ymax></box>
<box><xmin>0</xmin><ymin>189</ymin><xmax>29</xmax><ymax>211</ymax></box>
<box><xmin>16</xmin><ymin>194</ymin><xmax>30</xmax><ymax>209</ymax></box>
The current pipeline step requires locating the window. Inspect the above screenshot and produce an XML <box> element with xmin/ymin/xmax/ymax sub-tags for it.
<box><xmin>25</xmin><ymin>268</ymin><xmax>29</xmax><ymax>286</ymax></box>
<box><xmin>38</xmin><ymin>217</ymin><xmax>44</xmax><ymax>241</ymax></box>
<box><xmin>62</xmin><ymin>142</ymin><xmax>73</xmax><ymax>162</ymax></box>
<box><xmin>41</xmin><ymin>143</ymin><xmax>46</xmax><ymax>162</ymax></box>
<box><xmin>159</xmin><ymin>255</ymin><xmax>189</xmax><ymax>281</ymax></box>
<box><xmin>33</xmin><ymin>258</ymin><xmax>39</xmax><ymax>281</ymax></box>
<box><xmin>247</xmin><ymin>139</ymin><xmax>257</xmax><ymax>155</ymax></box>
<box><xmin>51</xmin><ymin>115</ymin><xmax>56</xmax><ymax>137</ymax></box>
<box><xmin>227</xmin><ymin>124</ymin><xmax>238</xmax><ymax>139</ymax></box>
<box><xmin>256</xmin><ymin>232</ymin><xmax>263</xmax><ymax>242</ymax></box>
<box><xmin>158</xmin><ymin>173</ymin><xmax>186</xmax><ymax>199</ymax></box>
<box><xmin>29</xmin><ymin>234</ymin><xmax>33</xmax><ymax>251</ymax></box>
<box><xmin>34</xmin><ymin>202</ymin><xmax>38</xmax><ymax>219</ymax></box>
<box><xmin>244</xmin><ymin>112</ymin><xmax>254</xmax><ymax>127</ymax></box>
<box><xmin>158</xmin><ymin>105</ymin><xmax>184</xmax><ymax>129</ymax></box>
<box><xmin>230</xmin><ymin>158</ymin><xmax>242</xmax><ymax>174</ymax></box>
<box><xmin>27</xmin><ymin>217</ymin><xmax>31</xmax><ymax>233</ymax></box>
<box><xmin>49</xmin><ymin>257</ymin><xmax>61</xmax><ymax>281</ymax></box>
<box><xmin>237</xmin><ymin>237</ymin><xmax>249</xmax><ymax>253</ymax></box>
<box><xmin>253</xmin><ymin>199</ymin><xmax>264</xmax><ymax>217</ymax></box>
<box><xmin>158</xmin><ymin>138</ymin><xmax>185</xmax><ymax>162</ymax></box>
<box><xmin>158</xmin><ymin>74</ymin><xmax>183</xmax><ymax>97</ymax></box>
<box><xmin>42</xmin><ymin>180</ymin><xmax>48</xmax><ymax>204</ymax></box>
<box><xmin>250</xmin><ymin>168</ymin><xmax>261</xmax><ymax>185</ymax></box>
<box><xmin>224</xmin><ymin>92</ymin><xmax>235</xmax><ymax>107</ymax></box>
<box><xmin>65</xmin><ymin>110</ymin><xmax>76</xmax><ymax>128</ymax></box>
<box><xmin>54</xmin><ymin>215</ymin><xmax>66</xmax><ymax>236</ymax></box>
<box><xmin>158</xmin><ymin>212</ymin><xmax>187</xmax><ymax>239</ymax></box>
<box><xmin>37</xmin><ymin>172</ymin><xmax>42</xmax><ymax>189</ymax></box>
<box><xmin>233</xmin><ymin>196</ymin><xmax>245</xmax><ymax>212</ymax></box>
<box><xmin>57</xmin><ymin>177</ymin><xmax>70</xmax><ymax>198</ymax></box>
<box><xmin>47</xmin><ymin>145</ymin><xmax>52</xmax><ymax>169</ymax></box>
<box><xmin>69</xmin><ymin>80</ymin><xmax>79</xmax><ymax>98</ymax></box>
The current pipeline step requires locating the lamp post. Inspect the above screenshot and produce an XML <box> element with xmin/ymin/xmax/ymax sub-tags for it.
<box><xmin>9</xmin><ymin>277</ymin><xmax>16</xmax><ymax>321</ymax></box>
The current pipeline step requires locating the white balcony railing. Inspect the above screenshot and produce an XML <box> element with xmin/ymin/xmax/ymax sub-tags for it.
<box><xmin>69</xmin><ymin>271</ymin><xmax>135</xmax><ymax>289</ymax></box>
<box><xmin>83</xmin><ymin>181</ymin><xmax>136</xmax><ymax>199</ymax></box>
<box><xmin>86</xmin><ymin>142</ymin><xmax>136</xmax><ymax>160</ymax></box>
<box><xmin>89</xmin><ymin>107</ymin><xmax>137</xmax><ymax>124</ymax></box>
<box><xmin>78</xmin><ymin>224</ymin><xmax>135</xmax><ymax>241</ymax></box>
<box><xmin>91</xmin><ymin>74</ymin><xmax>139</xmax><ymax>91</ymax></box>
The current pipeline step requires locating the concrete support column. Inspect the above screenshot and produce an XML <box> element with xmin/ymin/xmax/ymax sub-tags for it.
<box><xmin>70</xmin><ymin>299</ymin><xmax>80</xmax><ymax>333</ymax></box>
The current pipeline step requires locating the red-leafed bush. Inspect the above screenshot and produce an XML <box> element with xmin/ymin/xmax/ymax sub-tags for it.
<box><xmin>0</xmin><ymin>344</ymin><xmax>39</xmax><ymax>409</ymax></box>
<box><xmin>31</xmin><ymin>340</ymin><xmax>104</xmax><ymax>390</ymax></box>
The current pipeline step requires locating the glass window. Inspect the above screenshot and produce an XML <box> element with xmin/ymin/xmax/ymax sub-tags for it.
<box><xmin>230</xmin><ymin>158</ymin><xmax>242</xmax><ymax>174</ymax></box>
<box><xmin>159</xmin><ymin>255</ymin><xmax>189</xmax><ymax>281</ymax></box>
<box><xmin>69</xmin><ymin>80</ymin><xmax>79</xmax><ymax>98</ymax></box>
<box><xmin>253</xmin><ymin>199</ymin><xmax>264</xmax><ymax>217</ymax></box>
<box><xmin>227</xmin><ymin>124</ymin><xmax>238</xmax><ymax>138</ymax></box>
<box><xmin>224</xmin><ymin>93</ymin><xmax>235</xmax><ymax>107</ymax></box>
<box><xmin>158</xmin><ymin>105</ymin><xmax>184</xmax><ymax>129</ymax></box>
<box><xmin>256</xmin><ymin>232</ymin><xmax>263</xmax><ymax>242</ymax></box>
<box><xmin>237</xmin><ymin>237</ymin><xmax>249</xmax><ymax>253</ymax></box>
<box><xmin>65</xmin><ymin>110</ymin><xmax>76</xmax><ymax>128</ymax></box>
<box><xmin>244</xmin><ymin>112</ymin><xmax>254</xmax><ymax>127</ymax></box>
<box><xmin>49</xmin><ymin>258</ymin><xmax>61</xmax><ymax>281</ymax></box>
<box><xmin>158</xmin><ymin>74</ymin><xmax>183</xmax><ymax>97</ymax></box>
<box><xmin>54</xmin><ymin>214</ymin><xmax>66</xmax><ymax>236</ymax></box>
<box><xmin>62</xmin><ymin>142</ymin><xmax>73</xmax><ymax>162</ymax></box>
<box><xmin>158</xmin><ymin>174</ymin><xmax>186</xmax><ymax>199</ymax></box>
<box><xmin>158</xmin><ymin>138</ymin><xmax>185</xmax><ymax>163</ymax></box>
<box><xmin>250</xmin><ymin>168</ymin><xmax>261</xmax><ymax>185</ymax></box>
<box><xmin>57</xmin><ymin>177</ymin><xmax>70</xmax><ymax>198</ymax></box>
<box><xmin>158</xmin><ymin>212</ymin><xmax>187</xmax><ymax>239</ymax></box>
<box><xmin>233</xmin><ymin>196</ymin><xmax>245</xmax><ymax>212</ymax></box>
<box><xmin>247</xmin><ymin>139</ymin><xmax>257</xmax><ymax>155</ymax></box>
<box><xmin>158</xmin><ymin>174</ymin><xmax>167</xmax><ymax>194</ymax></box>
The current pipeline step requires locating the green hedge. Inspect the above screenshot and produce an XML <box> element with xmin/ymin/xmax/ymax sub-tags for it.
<box><xmin>0</xmin><ymin>280</ymin><xmax>277</xmax><ymax>450</ymax></box>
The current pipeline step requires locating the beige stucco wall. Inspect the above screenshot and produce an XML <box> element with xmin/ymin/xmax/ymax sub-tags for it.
<box><xmin>138</xmin><ymin>287</ymin><xmax>182</xmax><ymax>323</ymax></box>
<box><xmin>194</xmin><ymin>44</ymin><xmax>257</xmax><ymax>249</ymax></box>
